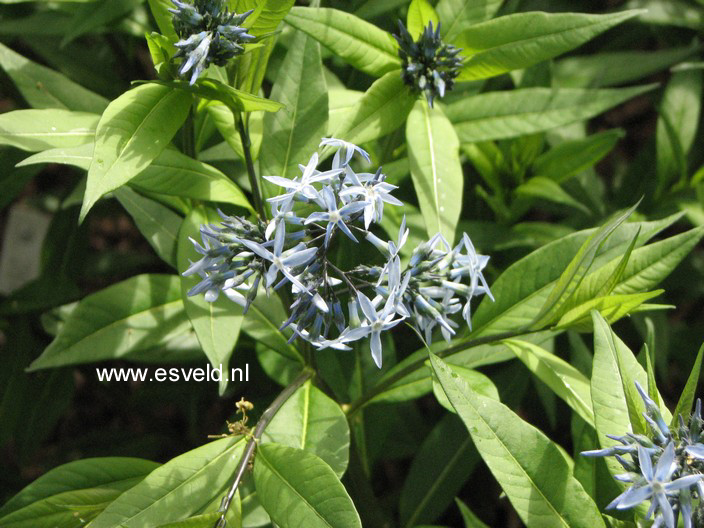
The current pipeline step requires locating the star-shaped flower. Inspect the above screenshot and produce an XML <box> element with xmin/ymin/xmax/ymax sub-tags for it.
<box><xmin>608</xmin><ymin>443</ymin><xmax>702</xmax><ymax>528</ymax></box>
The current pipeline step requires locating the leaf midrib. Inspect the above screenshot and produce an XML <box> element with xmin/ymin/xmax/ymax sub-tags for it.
<box><xmin>443</xmin><ymin>368</ymin><xmax>571</xmax><ymax>528</ymax></box>
<box><xmin>258</xmin><ymin>448</ymin><xmax>333</xmax><ymax>528</ymax></box>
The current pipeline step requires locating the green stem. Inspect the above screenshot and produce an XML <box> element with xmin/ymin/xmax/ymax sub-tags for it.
<box><xmin>236</xmin><ymin>112</ymin><xmax>266</xmax><ymax>219</ymax></box>
<box><xmin>183</xmin><ymin>104</ymin><xmax>196</xmax><ymax>159</ymax></box>
<box><xmin>344</xmin><ymin>329</ymin><xmax>538</xmax><ymax>416</ymax></box>
<box><xmin>214</xmin><ymin>368</ymin><xmax>314</xmax><ymax>528</ymax></box>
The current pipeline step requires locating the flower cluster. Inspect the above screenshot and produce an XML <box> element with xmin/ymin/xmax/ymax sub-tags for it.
<box><xmin>183</xmin><ymin>138</ymin><xmax>492</xmax><ymax>368</ymax></box>
<box><xmin>170</xmin><ymin>0</ymin><xmax>254</xmax><ymax>84</ymax></box>
<box><xmin>583</xmin><ymin>382</ymin><xmax>704</xmax><ymax>527</ymax></box>
<box><xmin>394</xmin><ymin>20</ymin><xmax>463</xmax><ymax>107</ymax></box>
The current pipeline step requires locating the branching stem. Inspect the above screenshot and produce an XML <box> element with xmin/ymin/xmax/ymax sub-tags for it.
<box><xmin>215</xmin><ymin>368</ymin><xmax>314</xmax><ymax>528</ymax></box>
<box><xmin>344</xmin><ymin>329</ymin><xmax>541</xmax><ymax>416</ymax></box>
<box><xmin>236</xmin><ymin>112</ymin><xmax>266</xmax><ymax>220</ymax></box>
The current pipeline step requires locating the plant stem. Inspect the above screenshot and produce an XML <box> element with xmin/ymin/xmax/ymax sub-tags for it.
<box><xmin>344</xmin><ymin>329</ymin><xmax>540</xmax><ymax>416</ymax></box>
<box><xmin>183</xmin><ymin>104</ymin><xmax>196</xmax><ymax>159</ymax></box>
<box><xmin>236</xmin><ymin>112</ymin><xmax>266</xmax><ymax>219</ymax></box>
<box><xmin>214</xmin><ymin>368</ymin><xmax>314</xmax><ymax>528</ymax></box>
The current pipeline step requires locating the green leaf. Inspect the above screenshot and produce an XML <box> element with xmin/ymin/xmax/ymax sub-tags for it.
<box><xmin>178</xmin><ymin>206</ymin><xmax>243</xmax><ymax>395</ymax></box>
<box><xmin>446</xmin><ymin>85</ymin><xmax>655</xmax><ymax>143</ymax></box>
<box><xmin>331</xmin><ymin>71</ymin><xmax>415</xmax><ymax>155</ymax></box>
<box><xmin>656</xmin><ymin>69</ymin><xmax>703</xmax><ymax>190</ymax></box>
<box><xmin>0</xmin><ymin>42</ymin><xmax>108</xmax><ymax>113</ymax></box>
<box><xmin>328</xmin><ymin>88</ymin><xmax>363</xmax><ymax>136</ymax></box>
<box><xmin>285</xmin><ymin>7</ymin><xmax>400</xmax><ymax>78</ymax></box>
<box><xmin>625</xmin><ymin>0</ymin><xmax>704</xmax><ymax>29</ymax></box>
<box><xmin>28</xmin><ymin>274</ymin><xmax>190</xmax><ymax>370</ymax></box>
<box><xmin>532</xmin><ymin>129</ymin><xmax>623</xmax><ymax>183</ymax></box>
<box><xmin>591</xmin><ymin>311</ymin><xmax>655</xmax><ymax>478</ymax></box>
<box><xmin>515</xmin><ymin>176</ymin><xmax>590</xmax><ymax>214</ymax></box>
<box><xmin>456</xmin><ymin>10</ymin><xmax>643</xmax><ymax>81</ymax></box>
<box><xmin>129</xmin><ymin>149</ymin><xmax>253</xmax><ymax>211</ymax></box>
<box><xmin>18</xmin><ymin>143</ymin><xmax>252</xmax><ymax>210</ymax></box>
<box><xmin>671</xmin><ymin>342</ymin><xmax>704</xmax><ymax>427</ymax></box>
<box><xmin>566</xmin><ymin>226</ymin><xmax>704</xmax><ymax>313</ymax></box>
<box><xmin>407</xmin><ymin>0</ymin><xmax>439</xmax><ymax>39</ymax></box>
<box><xmin>158</xmin><ymin>79</ymin><xmax>284</xmax><ymax>113</ymax></box>
<box><xmin>261</xmin><ymin>30</ymin><xmax>328</xmax><ymax>199</ymax></box>
<box><xmin>90</xmin><ymin>437</ymin><xmax>245</xmax><ymax>528</ymax></box>
<box><xmin>241</xmin><ymin>294</ymin><xmax>303</xmax><ymax>364</ymax></box>
<box><xmin>436</xmin><ymin>0</ymin><xmax>504</xmax><ymax>42</ymax></box>
<box><xmin>399</xmin><ymin>415</ymin><xmax>479</xmax><ymax>528</ymax></box>
<box><xmin>469</xmin><ymin>214</ymin><xmax>680</xmax><ymax>338</ymax></box>
<box><xmin>115</xmin><ymin>187</ymin><xmax>182</xmax><ymax>267</ymax></box>
<box><xmin>60</xmin><ymin>0</ymin><xmax>142</xmax><ymax>46</ymax></box>
<box><xmin>553</xmin><ymin>45</ymin><xmax>700</xmax><ymax>88</ymax></box>
<box><xmin>262</xmin><ymin>379</ymin><xmax>350</xmax><ymax>477</ymax></box>
<box><xmin>555</xmin><ymin>290</ymin><xmax>664</xmax><ymax>332</ymax></box>
<box><xmin>0</xmin><ymin>457</ymin><xmax>158</xmax><ymax>520</ymax></box>
<box><xmin>505</xmin><ymin>339</ymin><xmax>594</xmax><ymax>426</ymax></box>
<box><xmin>147</xmin><ymin>0</ymin><xmax>179</xmax><ymax>43</ymax></box>
<box><xmin>0</xmin><ymin>109</ymin><xmax>98</xmax><ymax>152</ymax></box>
<box><xmin>80</xmin><ymin>83</ymin><xmax>193</xmax><ymax>222</ymax></box>
<box><xmin>455</xmin><ymin>498</ymin><xmax>489</xmax><ymax>528</ymax></box>
<box><xmin>253</xmin><ymin>443</ymin><xmax>362</xmax><ymax>528</ymax></box>
<box><xmin>406</xmin><ymin>101</ymin><xmax>463</xmax><ymax>242</ymax></box>
<box><xmin>431</xmin><ymin>364</ymin><xmax>499</xmax><ymax>413</ymax></box>
<box><xmin>155</xmin><ymin>513</ymin><xmax>222</xmax><ymax>528</ymax></box>
<box><xmin>430</xmin><ymin>353</ymin><xmax>606</xmax><ymax>528</ymax></box>
<box><xmin>529</xmin><ymin>202</ymin><xmax>639</xmax><ymax>330</ymax></box>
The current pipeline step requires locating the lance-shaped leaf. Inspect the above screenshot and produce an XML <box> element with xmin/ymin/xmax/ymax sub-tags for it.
<box><xmin>469</xmin><ymin>214</ymin><xmax>680</xmax><ymax>338</ymax></box>
<box><xmin>553</xmin><ymin>44</ymin><xmax>699</xmax><ymax>88</ymax></box>
<box><xmin>407</xmin><ymin>101</ymin><xmax>463</xmax><ymax>243</ymax></box>
<box><xmin>446</xmin><ymin>85</ymin><xmax>654</xmax><ymax>143</ymax></box>
<box><xmin>234</xmin><ymin>0</ymin><xmax>295</xmax><ymax>96</ymax></box>
<box><xmin>656</xmin><ymin>69</ymin><xmax>703</xmax><ymax>191</ymax></box>
<box><xmin>331</xmin><ymin>71</ymin><xmax>415</xmax><ymax>156</ymax></box>
<box><xmin>261</xmin><ymin>31</ymin><xmax>328</xmax><ymax>200</ymax></box>
<box><xmin>400</xmin><ymin>415</ymin><xmax>480</xmax><ymax>527</ymax></box>
<box><xmin>178</xmin><ymin>206</ymin><xmax>244</xmax><ymax>395</ymax></box>
<box><xmin>0</xmin><ymin>457</ymin><xmax>159</xmax><ymax>521</ymax></box>
<box><xmin>625</xmin><ymin>0</ymin><xmax>703</xmax><ymax>29</ymax></box>
<box><xmin>262</xmin><ymin>379</ymin><xmax>350</xmax><ymax>477</ymax></box>
<box><xmin>158</xmin><ymin>79</ymin><xmax>284</xmax><ymax>113</ymax></box>
<box><xmin>436</xmin><ymin>0</ymin><xmax>504</xmax><ymax>42</ymax></box>
<box><xmin>407</xmin><ymin>0</ymin><xmax>439</xmax><ymax>39</ymax></box>
<box><xmin>0</xmin><ymin>42</ymin><xmax>108</xmax><ymax>113</ymax></box>
<box><xmin>147</xmin><ymin>0</ymin><xmax>179</xmax><ymax>43</ymax></box>
<box><xmin>590</xmin><ymin>312</ymin><xmax>671</xmax><ymax>478</ymax></box>
<box><xmin>19</xmin><ymin>144</ymin><xmax>253</xmax><ymax>212</ymax></box>
<box><xmin>505</xmin><ymin>339</ymin><xmax>593</xmax><ymax>425</ymax></box>
<box><xmin>515</xmin><ymin>177</ymin><xmax>590</xmax><ymax>214</ymax></box>
<box><xmin>671</xmin><ymin>342</ymin><xmax>704</xmax><ymax>428</ymax></box>
<box><xmin>532</xmin><ymin>129</ymin><xmax>623</xmax><ymax>183</ymax></box>
<box><xmin>456</xmin><ymin>497</ymin><xmax>490</xmax><ymax>528</ymax></box>
<box><xmin>90</xmin><ymin>437</ymin><xmax>245</xmax><ymax>528</ymax></box>
<box><xmin>254</xmin><ymin>443</ymin><xmax>362</xmax><ymax>528</ymax></box>
<box><xmin>529</xmin><ymin>202</ymin><xmax>639</xmax><ymax>330</ymax></box>
<box><xmin>28</xmin><ymin>274</ymin><xmax>191</xmax><ymax>370</ymax></box>
<box><xmin>0</xmin><ymin>109</ymin><xmax>98</xmax><ymax>152</ymax></box>
<box><xmin>455</xmin><ymin>10</ymin><xmax>643</xmax><ymax>81</ymax></box>
<box><xmin>554</xmin><ymin>291</ymin><xmax>665</xmax><ymax>332</ymax></box>
<box><xmin>430</xmin><ymin>353</ymin><xmax>606</xmax><ymax>528</ymax></box>
<box><xmin>285</xmin><ymin>7</ymin><xmax>400</xmax><ymax>78</ymax></box>
<box><xmin>241</xmin><ymin>294</ymin><xmax>303</xmax><ymax>364</ymax></box>
<box><xmin>115</xmin><ymin>187</ymin><xmax>182</xmax><ymax>267</ymax></box>
<box><xmin>80</xmin><ymin>83</ymin><xmax>193</xmax><ymax>222</ymax></box>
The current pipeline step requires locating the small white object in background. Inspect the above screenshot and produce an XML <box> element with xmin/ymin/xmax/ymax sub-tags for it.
<box><xmin>0</xmin><ymin>204</ymin><xmax>51</xmax><ymax>295</ymax></box>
